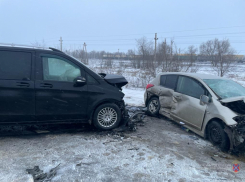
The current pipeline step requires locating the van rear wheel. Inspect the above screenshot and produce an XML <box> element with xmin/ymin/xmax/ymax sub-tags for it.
<box><xmin>93</xmin><ymin>103</ymin><xmax>121</xmax><ymax>130</ymax></box>
<box><xmin>208</xmin><ymin>121</ymin><xmax>230</xmax><ymax>152</ymax></box>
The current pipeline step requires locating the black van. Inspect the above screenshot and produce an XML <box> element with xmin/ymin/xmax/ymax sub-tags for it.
<box><xmin>0</xmin><ymin>45</ymin><xmax>128</xmax><ymax>130</ymax></box>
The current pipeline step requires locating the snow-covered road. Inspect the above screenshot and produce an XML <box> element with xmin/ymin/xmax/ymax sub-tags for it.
<box><xmin>122</xmin><ymin>88</ymin><xmax>145</xmax><ymax>106</ymax></box>
<box><xmin>0</xmin><ymin>113</ymin><xmax>244</xmax><ymax>181</ymax></box>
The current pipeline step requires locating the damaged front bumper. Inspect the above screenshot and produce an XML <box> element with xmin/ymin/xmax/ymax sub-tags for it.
<box><xmin>225</xmin><ymin>115</ymin><xmax>245</xmax><ymax>152</ymax></box>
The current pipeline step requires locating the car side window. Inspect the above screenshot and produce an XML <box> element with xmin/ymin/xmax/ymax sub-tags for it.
<box><xmin>42</xmin><ymin>57</ymin><xmax>81</xmax><ymax>82</ymax></box>
<box><xmin>0</xmin><ymin>50</ymin><xmax>31</xmax><ymax>80</ymax></box>
<box><xmin>164</xmin><ymin>75</ymin><xmax>178</xmax><ymax>90</ymax></box>
<box><xmin>176</xmin><ymin>76</ymin><xmax>205</xmax><ymax>99</ymax></box>
<box><xmin>160</xmin><ymin>75</ymin><xmax>167</xmax><ymax>86</ymax></box>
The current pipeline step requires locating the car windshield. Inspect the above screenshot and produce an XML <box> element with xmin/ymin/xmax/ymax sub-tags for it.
<box><xmin>203</xmin><ymin>79</ymin><xmax>245</xmax><ymax>99</ymax></box>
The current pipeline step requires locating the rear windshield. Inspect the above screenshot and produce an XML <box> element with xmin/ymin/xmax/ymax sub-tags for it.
<box><xmin>203</xmin><ymin>79</ymin><xmax>245</xmax><ymax>99</ymax></box>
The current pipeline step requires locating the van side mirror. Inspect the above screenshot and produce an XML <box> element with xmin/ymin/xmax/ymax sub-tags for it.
<box><xmin>74</xmin><ymin>76</ymin><xmax>86</xmax><ymax>87</ymax></box>
<box><xmin>200</xmin><ymin>95</ymin><xmax>209</xmax><ymax>105</ymax></box>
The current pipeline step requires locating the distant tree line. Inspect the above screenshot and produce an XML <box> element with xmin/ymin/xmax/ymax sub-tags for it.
<box><xmin>65</xmin><ymin>37</ymin><xmax>243</xmax><ymax>77</ymax></box>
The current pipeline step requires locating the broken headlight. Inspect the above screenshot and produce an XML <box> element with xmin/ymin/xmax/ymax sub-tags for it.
<box><xmin>233</xmin><ymin>116</ymin><xmax>245</xmax><ymax>135</ymax></box>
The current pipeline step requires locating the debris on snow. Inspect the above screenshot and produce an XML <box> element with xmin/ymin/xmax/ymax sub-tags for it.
<box><xmin>26</xmin><ymin>164</ymin><xmax>60</xmax><ymax>182</ymax></box>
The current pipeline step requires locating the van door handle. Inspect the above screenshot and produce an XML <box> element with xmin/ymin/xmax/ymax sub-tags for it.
<box><xmin>16</xmin><ymin>82</ymin><xmax>30</xmax><ymax>87</ymax></box>
<box><xmin>40</xmin><ymin>83</ymin><xmax>53</xmax><ymax>88</ymax></box>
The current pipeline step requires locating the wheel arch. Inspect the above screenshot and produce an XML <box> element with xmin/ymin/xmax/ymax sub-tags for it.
<box><xmin>204</xmin><ymin>117</ymin><xmax>227</xmax><ymax>139</ymax></box>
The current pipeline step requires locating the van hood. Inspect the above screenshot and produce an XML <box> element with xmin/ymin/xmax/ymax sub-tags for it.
<box><xmin>220</xmin><ymin>96</ymin><xmax>245</xmax><ymax>115</ymax></box>
<box><xmin>99</xmin><ymin>73</ymin><xmax>128</xmax><ymax>89</ymax></box>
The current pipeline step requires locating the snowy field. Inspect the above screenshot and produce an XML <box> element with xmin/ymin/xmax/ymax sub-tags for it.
<box><xmin>86</xmin><ymin>59</ymin><xmax>245</xmax><ymax>88</ymax></box>
<box><xmin>122</xmin><ymin>88</ymin><xmax>145</xmax><ymax>106</ymax></box>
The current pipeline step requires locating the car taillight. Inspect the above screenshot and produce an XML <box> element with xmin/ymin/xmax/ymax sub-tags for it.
<box><xmin>146</xmin><ymin>84</ymin><xmax>154</xmax><ymax>89</ymax></box>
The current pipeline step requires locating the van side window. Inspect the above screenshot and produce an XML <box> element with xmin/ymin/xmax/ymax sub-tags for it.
<box><xmin>0</xmin><ymin>51</ymin><xmax>31</xmax><ymax>80</ymax></box>
<box><xmin>176</xmin><ymin>76</ymin><xmax>205</xmax><ymax>99</ymax></box>
<box><xmin>42</xmin><ymin>57</ymin><xmax>81</xmax><ymax>82</ymax></box>
<box><xmin>165</xmin><ymin>75</ymin><xmax>178</xmax><ymax>90</ymax></box>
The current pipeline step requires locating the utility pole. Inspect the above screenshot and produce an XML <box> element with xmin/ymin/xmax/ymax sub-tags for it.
<box><xmin>171</xmin><ymin>40</ymin><xmax>174</xmax><ymax>57</ymax></box>
<box><xmin>154</xmin><ymin>33</ymin><xmax>158</xmax><ymax>61</ymax></box>
<box><xmin>83</xmin><ymin>42</ymin><xmax>88</xmax><ymax>64</ymax></box>
<box><xmin>59</xmin><ymin>37</ymin><xmax>63</xmax><ymax>51</ymax></box>
<box><xmin>118</xmin><ymin>49</ymin><xmax>119</xmax><ymax>60</ymax></box>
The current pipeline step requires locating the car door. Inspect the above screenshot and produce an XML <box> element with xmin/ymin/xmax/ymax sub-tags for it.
<box><xmin>171</xmin><ymin>76</ymin><xmax>207</xmax><ymax>130</ymax></box>
<box><xmin>0</xmin><ymin>49</ymin><xmax>35</xmax><ymax>123</ymax></box>
<box><xmin>35</xmin><ymin>53</ymin><xmax>88</xmax><ymax>121</ymax></box>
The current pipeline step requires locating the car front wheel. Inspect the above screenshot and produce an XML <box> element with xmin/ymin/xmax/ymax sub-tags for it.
<box><xmin>208</xmin><ymin>121</ymin><xmax>230</xmax><ymax>151</ymax></box>
<box><xmin>147</xmin><ymin>97</ymin><xmax>160</xmax><ymax>116</ymax></box>
<box><xmin>93</xmin><ymin>103</ymin><xmax>121</xmax><ymax>130</ymax></box>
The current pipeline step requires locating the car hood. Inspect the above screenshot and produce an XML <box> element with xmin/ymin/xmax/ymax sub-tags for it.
<box><xmin>103</xmin><ymin>74</ymin><xmax>128</xmax><ymax>89</ymax></box>
<box><xmin>220</xmin><ymin>96</ymin><xmax>245</xmax><ymax>103</ymax></box>
<box><xmin>220</xmin><ymin>96</ymin><xmax>245</xmax><ymax>115</ymax></box>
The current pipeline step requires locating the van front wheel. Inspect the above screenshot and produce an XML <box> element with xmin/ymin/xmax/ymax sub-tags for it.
<box><xmin>93</xmin><ymin>103</ymin><xmax>121</xmax><ymax>130</ymax></box>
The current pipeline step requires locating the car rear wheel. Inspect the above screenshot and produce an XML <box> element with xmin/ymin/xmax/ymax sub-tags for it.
<box><xmin>208</xmin><ymin>121</ymin><xmax>230</xmax><ymax>152</ymax></box>
<box><xmin>147</xmin><ymin>97</ymin><xmax>160</xmax><ymax>116</ymax></box>
<box><xmin>93</xmin><ymin>103</ymin><xmax>121</xmax><ymax>130</ymax></box>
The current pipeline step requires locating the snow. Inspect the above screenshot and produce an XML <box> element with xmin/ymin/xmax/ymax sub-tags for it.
<box><xmin>122</xmin><ymin>88</ymin><xmax>145</xmax><ymax>106</ymax></box>
<box><xmin>86</xmin><ymin>59</ymin><xmax>245</xmax><ymax>88</ymax></box>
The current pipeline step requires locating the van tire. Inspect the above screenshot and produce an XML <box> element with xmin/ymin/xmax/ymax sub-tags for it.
<box><xmin>208</xmin><ymin>121</ymin><xmax>230</xmax><ymax>152</ymax></box>
<box><xmin>147</xmin><ymin>97</ymin><xmax>160</xmax><ymax>116</ymax></box>
<box><xmin>93</xmin><ymin>103</ymin><xmax>121</xmax><ymax>130</ymax></box>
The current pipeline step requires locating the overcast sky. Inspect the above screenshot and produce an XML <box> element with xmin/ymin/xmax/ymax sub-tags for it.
<box><xmin>0</xmin><ymin>0</ymin><xmax>245</xmax><ymax>54</ymax></box>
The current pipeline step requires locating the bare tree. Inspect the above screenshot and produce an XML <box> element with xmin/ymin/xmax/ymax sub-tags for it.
<box><xmin>127</xmin><ymin>49</ymin><xmax>137</xmax><ymax>68</ymax></box>
<box><xmin>157</xmin><ymin>39</ymin><xmax>183</xmax><ymax>72</ymax></box>
<box><xmin>200</xmin><ymin>38</ymin><xmax>235</xmax><ymax>77</ymax></box>
<box><xmin>183</xmin><ymin>45</ymin><xmax>198</xmax><ymax>72</ymax></box>
<box><xmin>136</xmin><ymin>37</ymin><xmax>153</xmax><ymax>69</ymax></box>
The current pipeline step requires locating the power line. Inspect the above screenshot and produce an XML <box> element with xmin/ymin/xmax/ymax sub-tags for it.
<box><xmin>43</xmin><ymin>25</ymin><xmax>245</xmax><ymax>41</ymax></box>
<box><xmin>43</xmin><ymin>32</ymin><xmax>245</xmax><ymax>44</ymax></box>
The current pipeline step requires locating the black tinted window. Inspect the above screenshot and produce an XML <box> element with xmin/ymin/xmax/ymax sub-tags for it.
<box><xmin>160</xmin><ymin>75</ymin><xmax>167</xmax><ymax>86</ymax></box>
<box><xmin>165</xmin><ymin>75</ymin><xmax>178</xmax><ymax>89</ymax></box>
<box><xmin>176</xmin><ymin>76</ymin><xmax>205</xmax><ymax>99</ymax></box>
<box><xmin>0</xmin><ymin>51</ymin><xmax>31</xmax><ymax>80</ymax></box>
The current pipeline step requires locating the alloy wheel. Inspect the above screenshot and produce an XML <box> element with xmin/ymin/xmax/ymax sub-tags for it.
<box><xmin>97</xmin><ymin>107</ymin><xmax>117</xmax><ymax>128</ymax></box>
<box><xmin>149</xmin><ymin>100</ymin><xmax>159</xmax><ymax>114</ymax></box>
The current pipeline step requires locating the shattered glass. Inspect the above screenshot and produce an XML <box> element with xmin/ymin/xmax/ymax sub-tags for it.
<box><xmin>203</xmin><ymin>79</ymin><xmax>245</xmax><ymax>99</ymax></box>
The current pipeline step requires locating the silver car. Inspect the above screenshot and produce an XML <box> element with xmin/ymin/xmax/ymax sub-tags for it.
<box><xmin>144</xmin><ymin>72</ymin><xmax>245</xmax><ymax>151</ymax></box>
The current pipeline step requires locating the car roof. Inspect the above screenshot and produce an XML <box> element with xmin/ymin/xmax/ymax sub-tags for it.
<box><xmin>158</xmin><ymin>72</ymin><xmax>228</xmax><ymax>80</ymax></box>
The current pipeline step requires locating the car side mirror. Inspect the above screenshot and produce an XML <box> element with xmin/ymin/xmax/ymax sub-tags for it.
<box><xmin>74</xmin><ymin>76</ymin><xmax>86</xmax><ymax>87</ymax></box>
<box><xmin>200</xmin><ymin>95</ymin><xmax>209</xmax><ymax>105</ymax></box>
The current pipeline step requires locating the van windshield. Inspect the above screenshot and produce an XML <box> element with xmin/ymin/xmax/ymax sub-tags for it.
<box><xmin>203</xmin><ymin>79</ymin><xmax>245</xmax><ymax>99</ymax></box>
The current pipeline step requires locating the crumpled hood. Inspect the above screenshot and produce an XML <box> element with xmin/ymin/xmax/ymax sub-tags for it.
<box><xmin>220</xmin><ymin>96</ymin><xmax>245</xmax><ymax>115</ymax></box>
<box><xmin>220</xmin><ymin>96</ymin><xmax>245</xmax><ymax>103</ymax></box>
<box><xmin>104</xmin><ymin>74</ymin><xmax>128</xmax><ymax>89</ymax></box>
